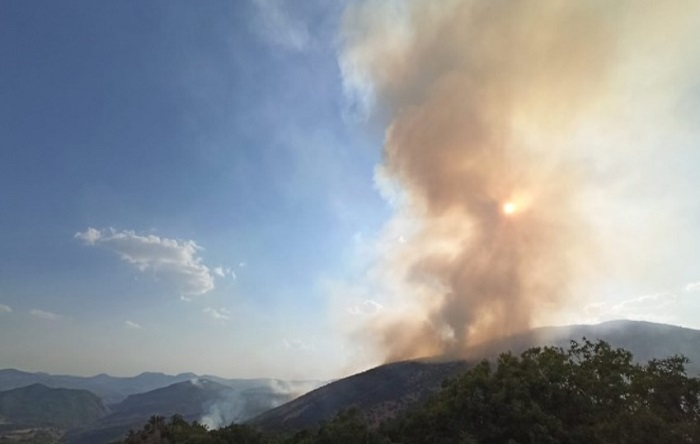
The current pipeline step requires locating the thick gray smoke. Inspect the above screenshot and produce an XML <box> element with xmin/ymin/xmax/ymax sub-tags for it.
<box><xmin>339</xmin><ymin>0</ymin><xmax>700</xmax><ymax>361</ymax></box>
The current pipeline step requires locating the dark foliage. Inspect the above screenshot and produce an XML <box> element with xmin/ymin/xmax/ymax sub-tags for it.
<box><xmin>386</xmin><ymin>339</ymin><xmax>700</xmax><ymax>444</ymax></box>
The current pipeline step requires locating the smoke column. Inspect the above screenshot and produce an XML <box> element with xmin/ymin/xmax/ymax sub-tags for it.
<box><xmin>338</xmin><ymin>0</ymin><xmax>700</xmax><ymax>361</ymax></box>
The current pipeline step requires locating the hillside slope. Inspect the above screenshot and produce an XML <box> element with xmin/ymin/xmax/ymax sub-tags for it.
<box><xmin>251</xmin><ymin>320</ymin><xmax>700</xmax><ymax>431</ymax></box>
<box><xmin>0</xmin><ymin>383</ymin><xmax>107</xmax><ymax>429</ymax></box>
<box><xmin>250</xmin><ymin>360</ymin><xmax>469</xmax><ymax>431</ymax></box>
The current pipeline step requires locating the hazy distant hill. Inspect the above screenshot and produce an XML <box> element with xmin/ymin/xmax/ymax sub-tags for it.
<box><xmin>64</xmin><ymin>378</ymin><xmax>308</xmax><ymax>444</ymax></box>
<box><xmin>64</xmin><ymin>379</ymin><xmax>233</xmax><ymax>444</ymax></box>
<box><xmin>0</xmin><ymin>383</ymin><xmax>107</xmax><ymax>429</ymax></box>
<box><xmin>0</xmin><ymin>370</ymin><xmax>198</xmax><ymax>405</ymax></box>
<box><xmin>0</xmin><ymin>369</ymin><xmax>325</xmax><ymax>407</ymax></box>
<box><xmin>252</xmin><ymin>320</ymin><xmax>700</xmax><ymax>431</ymax></box>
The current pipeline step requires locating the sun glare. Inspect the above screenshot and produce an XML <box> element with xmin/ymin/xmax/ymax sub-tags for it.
<box><xmin>502</xmin><ymin>202</ymin><xmax>517</xmax><ymax>215</ymax></box>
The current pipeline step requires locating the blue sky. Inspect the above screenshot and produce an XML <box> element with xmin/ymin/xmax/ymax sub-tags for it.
<box><xmin>0</xmin><ymin>0</ymin><xmax>390</xmax><ymax>378</ymax></box>
<box><xmin>2</xmin><ymin>0</ymin><xmax>700</xmax><ymax>379</ymax></box>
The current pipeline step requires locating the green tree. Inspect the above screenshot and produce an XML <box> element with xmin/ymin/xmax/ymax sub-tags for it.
<box><xmin>387</xmin><ymin>340</ymin><xmax>700</xmax><ymax>444</ymax></box>
<box><xmin>313</xmin><ymin>409</ymin><xmax>387</xmax><ymax>444</ymax></box>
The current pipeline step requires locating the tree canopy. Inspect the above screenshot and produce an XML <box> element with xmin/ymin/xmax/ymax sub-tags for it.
<box><xmin>385</xmin><ymin>339</ymin><xmax>700</xmax><ymax>443</ymax></box>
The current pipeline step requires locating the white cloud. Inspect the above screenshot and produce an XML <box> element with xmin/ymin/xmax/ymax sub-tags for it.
<box><xmin>74</xmin><ymin>227</ymin><xmax>102</xmax><ymax>245</ymax></box>
<box><xmin>252</xmin><ymin>0</ymin><xmax>310</xmax><ymax>51</ymax></box>
<box><xmin>684</xmin><ymin>282</ymin><xmax>700</xmax><ymax>292</ymax></box>
<box><xmin>30</xmin><ymin>309</ymin><xmax>60</xmax><ymax>321</ymax></box>
<box><xmin>75</xmin><ymin>227</ymin><xmax>215</xmax><ymax>296</ymax></box>
<box><xmin>213</xmin><ymin>266</ymin><xmax>236</xmax><ymax>279</ymax></box>
<box><xmin>0</xmin><ymin>304</ymin><xmax>12</xmax><ymax>313</ymax></box>
<box><xmin>203</xmin><ymin>307</ymin><xmax>231</xmax><ymax>321</ymax></box>
<box><xmin>125</xmin><ymin>320</ymin><xmax>142</xmax><ymax>329</ymax></box>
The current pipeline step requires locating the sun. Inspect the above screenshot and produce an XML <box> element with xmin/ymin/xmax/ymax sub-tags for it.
<box><xmin>502</xmin><ymin>202</ymin><xmax>517</xmax><ymax>215</ymax></box>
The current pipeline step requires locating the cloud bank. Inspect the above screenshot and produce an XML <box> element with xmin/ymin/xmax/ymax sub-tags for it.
<box><xmin>75</xmin><ymin>227</ymin><xmax>216</xmax><ymax>295</ymax></box>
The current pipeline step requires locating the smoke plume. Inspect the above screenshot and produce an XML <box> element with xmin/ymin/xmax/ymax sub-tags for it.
<box><xmin>199</xmin><ymin>379</ymin><xmax>324</xmax><ymax>429</ymax></box>
<box><xmin>339</xmin><ymin>0</ymin><xmax>700</xmax><ymax>362</ymax></box>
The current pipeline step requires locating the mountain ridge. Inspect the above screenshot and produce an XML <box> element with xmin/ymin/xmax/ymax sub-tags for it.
<box><xmin>251</xmin><ymin>320</ymin><xmax>700</xmax><ymax>432</ymax></box>
<box><xmin>0</xmin><ymin>368</ymin><xmax>323</xmax><ymax>405</ymax></box>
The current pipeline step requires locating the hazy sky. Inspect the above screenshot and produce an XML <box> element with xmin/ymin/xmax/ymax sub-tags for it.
<box><xmin>2</xmin><ymin>0</ymin><xmax>700</xmax><ymax>380</ymax></box>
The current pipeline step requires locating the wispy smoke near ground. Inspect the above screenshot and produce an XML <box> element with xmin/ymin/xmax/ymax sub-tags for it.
<box><xmin>199</xmin><ymin>379</ymin><xmax>324</xmax><ymax>429</ymax></box>
<box><xmin>338</xmin><ymin>0</ymin><xmax>700</xmax><ymax>362</ymax></box>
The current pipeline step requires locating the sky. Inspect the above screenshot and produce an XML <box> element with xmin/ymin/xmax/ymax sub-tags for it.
<box><xmin>1</xmin><ymin>0</ymin><xmax>700</xmax><ymax>380</ymax></box>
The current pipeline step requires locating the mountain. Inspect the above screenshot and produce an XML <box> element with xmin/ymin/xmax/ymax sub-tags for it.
<box><xmin>0</xmin><ymin>370</ymin><xmax>198</xmax><ymax>405</ymax></box>
<box><xmin>251</xmin><ymin>320</ymin><xmax>700</xmax><ymax>431</ymax></box>
<box><xmin>466</xmin><ymin>320</ymin><xmax>700</xmax><ymax>375</ymax></box>
<box><xmin>250</xmin><ymin>359</ymin><xmax>470</xmax><ymax>432</ymax></box>
<box><xmin>64</xmin><ymin>379</ymin><xmax>234</xmax><ymax>444</ymax></box>
<box><xmin>0</xmin><ymin>369</ymin><xmax>324</xmax><ymax>407</ymax></box>
<box><xmin>0</xmin><ymin>383</ymin><xmax>107</xmax><ymax>429</ymax></box>
<box><xmin>64</xmin><ymin>378</ymin><xmax>308</xmax><ymax>443</ymax></box>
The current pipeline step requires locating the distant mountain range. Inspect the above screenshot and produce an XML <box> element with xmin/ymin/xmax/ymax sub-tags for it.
<box><xmin>0</xmin><ymin>370</ymin><xmax>324</xmax><ymax>443</ymax></box>
<box><xmin>0</xmin><ymin>369</ymin><xmax>200</xmax><ymax>405</ymax></box>
<box><xmin>0</xmin><ymin>369</ymin><xmax>323</xmax><ymax>406</ymax></box>
<box><xmin>251</xmin><ymin>320</ymin><xmax>700</xmax><ymax>431</ymax></box>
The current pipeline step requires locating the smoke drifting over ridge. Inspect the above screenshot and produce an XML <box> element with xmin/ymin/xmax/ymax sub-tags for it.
<box><xmin>339</xmin><ymin>1</ymin><xmax>700</xmax><ymax>362</ymax></box>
